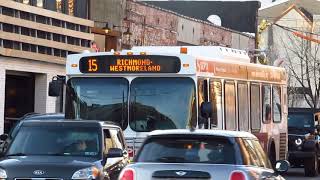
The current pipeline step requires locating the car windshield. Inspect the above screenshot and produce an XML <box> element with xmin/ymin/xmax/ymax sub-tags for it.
<box><xmin>288</xmin><ymin>113</ymin><xmax>314</xmax><ymax>128</ymax></box>
<box><xmin>7</xmin><ymin>125</ymin><xmax>101</xmax><ymax>157</ymax></box>
<box><xmin>136</xmin><ymin>136</ymin><xmax>235</xmax><ymax>164</ymax></box>
<box><xmin>130</xmin><ymin>77</ymin><xmax>196</xmax><ymax>132</ymax></box>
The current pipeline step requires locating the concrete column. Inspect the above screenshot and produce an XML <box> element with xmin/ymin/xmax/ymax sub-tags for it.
<box><xmin>0</xmin><ymin>68</ymin><xmax>6</xmax><ymax>134</ymax></box>
<box><xmin>34</xmin><ymin>73</ymin><xmax>59</xmax><ymax>114</ymax></box>
<box><xmin>34</xmin><ymin>73</ymin><xmax>47</xmax><ymax>114</ymax></box>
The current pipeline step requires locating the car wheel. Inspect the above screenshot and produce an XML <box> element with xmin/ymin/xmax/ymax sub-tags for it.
<box><xmin>304</xmin><ymin>154</ymin><xmax>319</xmax><ymax>177</ymax></box>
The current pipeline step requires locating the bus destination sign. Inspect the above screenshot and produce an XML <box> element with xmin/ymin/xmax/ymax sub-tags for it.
<box><xmin>79</xmin><ymin>55</ymin><xmax>181</xmax><ymax>73</ymax></box>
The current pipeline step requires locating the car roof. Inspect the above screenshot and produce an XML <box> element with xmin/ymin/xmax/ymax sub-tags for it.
<box><xmin>148</xmin><ymin>129</ymin><xmax>257</xmax><ymax>139</ymax></box>
<box><xmin>21</xmin><ymin>113</ymin><xmax>65</xmax><ymax>120</ymax></box>
<box><xmin>20</xmin><ymin>119</ymin><xmax>121</xmax><ymax>129</ymax></box>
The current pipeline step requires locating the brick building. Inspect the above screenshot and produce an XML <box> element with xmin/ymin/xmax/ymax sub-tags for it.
<box><xmin>121</xmin><ymin>1</ymin><xmax>255</xmax><ymax>50</ymax></box>
<box><xmin>0</xmin><ymin>0</ymin><xmax>93</xmax><ymax>133</ymax></box>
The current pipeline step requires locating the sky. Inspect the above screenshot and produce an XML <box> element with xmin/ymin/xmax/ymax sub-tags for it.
<box><xmin>138</xmin><ymin>0</ymin><xmax>275</xmax><ymax>8</ymax></box>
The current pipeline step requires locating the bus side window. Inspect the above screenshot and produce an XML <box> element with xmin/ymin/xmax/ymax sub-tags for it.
<box><xmin>198</xmin><ymin>79</ymin><xmax>209</xmax><ymax>128</ymax></box>
<box><xmin>225</xmin><ymin>81</ymin><xmax>236</xmax><ymax>130</ymax></box>
<box><xmin>238</xmin><ymin>83</ymin><xmax>249</xmax><ymax>131</ymax></box>
<box><xmin>209</xmin><ymin>79</ymin><xmax>222</xmax><ymax>128</ymax></box>
<box><xmin>250</xmin><ymin>84</ymin><xmax>261</xmax><ymax>131</ymax></box>
<box><xmin>262</xmin><ymin>85</ymin><xmax>271</xmax><ymax>123</ymax></box>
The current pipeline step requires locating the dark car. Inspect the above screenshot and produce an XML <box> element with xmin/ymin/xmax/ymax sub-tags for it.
<box><xmin>119</xmin><ymin>129</ymin><xmax>289</xmax><ymax>180</ymax></box>
<box><xmin>7</xmin><ymin>113</ymin><xmax>64</xmax><ymax>139</ymax></box>
<box><xmin>0</xmin><ymin>120</ymin><xmax>129</xmax><ymax>180</ymax></box>
<box><xmin>288</xmin><ymin>108</ymin><xmax>320</xmax><ymax>177</ymax></box>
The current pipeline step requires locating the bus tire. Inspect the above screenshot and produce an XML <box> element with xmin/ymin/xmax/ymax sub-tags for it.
<box><xmin>304</xmin><ymin>153</ymin><xmax>318</xmax><ymax>177</ymax></box>
<box><xmin>269</xmin><ymin>143</ymin><xmax>276</xmax><ymax>168</ymax></box>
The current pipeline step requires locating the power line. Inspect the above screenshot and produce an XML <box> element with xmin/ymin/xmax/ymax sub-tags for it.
<box><xmin>273</xmin><ymin>23</ymin><xmax>320</xmax><ymax>36</ymax></box>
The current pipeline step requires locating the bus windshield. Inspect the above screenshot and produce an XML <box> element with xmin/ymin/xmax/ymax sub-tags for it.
<box><xmin>130</xmin><ymin>77</ymin><xmax>196</xmax><ymax>132</ymax></box>
<box><xmin>65</xmin><ymin>78</ymin><xmax>129</xmax><ymax>129</ymax></box>
<box><xmin>65</xmin><ymin>77</ymin><xmax>196</xmax><ymax>132</ymax></box>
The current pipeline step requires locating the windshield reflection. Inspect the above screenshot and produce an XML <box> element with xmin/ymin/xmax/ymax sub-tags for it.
<box><xmin>66</xmin><ymin>78</ymin><xmax>128</xmax><ymax>129</ymax></box>
<box><xmin>130</xmin><ymin>77</ymin><xmax>197</xmax><ymax>132</ymax></box>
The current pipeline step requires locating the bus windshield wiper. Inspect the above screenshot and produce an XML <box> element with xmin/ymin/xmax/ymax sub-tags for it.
<box><xmin>6</xmin><ymin>153</ymin><xmax>27</xmax><ymax>156</ymax></box>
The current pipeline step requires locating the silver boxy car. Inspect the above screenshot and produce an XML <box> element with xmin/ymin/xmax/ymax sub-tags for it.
<box><xmin>119</xmin><ymin>129</ymin><xmax>289</xmax><ymax>180</ymax></box>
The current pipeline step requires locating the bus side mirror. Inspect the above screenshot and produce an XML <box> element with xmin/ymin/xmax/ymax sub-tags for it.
<box><xmin>200</xmin><ymin>102</ymin><xmax>213</xmax><ymax>119</ymax></box>
<box><xmin>316</xmin><ymin>125</ymin><xmax>320</xmax><ymax>132</ymax></box>
<box><xmin>48</xmin><ymin>77</ymin><xmax>63</xmax><ymax>97</ymax></box>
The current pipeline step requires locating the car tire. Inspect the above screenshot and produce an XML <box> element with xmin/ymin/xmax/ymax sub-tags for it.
<box><xmin>304</xmin><ymin>154</ymin><xmax>319</xmax><ymax>177</ymax></box>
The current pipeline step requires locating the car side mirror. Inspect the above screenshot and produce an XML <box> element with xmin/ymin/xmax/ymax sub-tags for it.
<box><xmin>200</xmin><ymin>102</ymin><xmax>213</xmax><ymax>119</ymax></box>
<box><xmin>274</xmin><ymin>160</ymin><xmax>290</xmax><ymax>173</ymax></box>
<box><xmin>0</xmin><ymin>134</ymin><xmax>8</xmax><ymax>141</ymax></box>
<box><xmin>107</xmin><ymin>148</ymin><xmax>123</xmax><ymax>158</ymax></box>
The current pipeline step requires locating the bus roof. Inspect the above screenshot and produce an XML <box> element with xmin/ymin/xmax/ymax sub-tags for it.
<box><xmin>131</xmin><ymin>46</ymin><xmax>251</xmax><ymax>63</ymax></box>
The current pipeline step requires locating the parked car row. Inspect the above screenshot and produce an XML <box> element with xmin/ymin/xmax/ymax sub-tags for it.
<box><xmin>0</xmin><ymin>113</ymin><xmax>289</xmax><ymax>180</ymax></box>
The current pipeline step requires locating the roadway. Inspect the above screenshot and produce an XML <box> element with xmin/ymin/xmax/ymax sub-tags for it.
<box><xmin>284</xmin><ymin>168</ymin><xmax>319</xmax><ymax>180</ymax></box>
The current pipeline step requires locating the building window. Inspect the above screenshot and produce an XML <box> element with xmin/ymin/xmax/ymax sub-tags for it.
<box><xmin>23</xmin><ymin>0</ymin><xmax>30</xmax><ymax>4</ymax></box>
<box><xmin>66</xmin><ymin>22</ymin><xmax>76</xmax><ymax>30</ymax></box>
<box><xmin>61</xmin><ymin>50</ymin><xmax>67</xmax><ymax>57</ymax></box>
<box><xmin>3</xmin><ymin>23</ymin><xmax>14</xmax><ymax>33</ymax></box>
<box><xmin>53</xmin><ymin>33</ymin><xmax>60</xmax><ymax>42</ymax></box>
<box><xmin>21</xmin><ymin>27</ymin><xmax>30</xmax><ymax>36</ymax></box>
<box><xmin>38</xmin><ymin>45</ymin><xmax>46</xmax><ymax>54</ymax></box>
<box><xmin>68</xmin><ymin>0</ymin><xmax>74</xmax><ymax>16</ymax></box>
<box><xmin>56</xmin><ymin>0</ymin><xmax>62</xmax><ymax>13</ymax></box>
<box><xmin>14</xmin><ymin>25</ymin><xmax>20</xmax><ymax>34</ymax></box>
<box><xmin>80</xmin><ymin>25</ymin><xmax>88</xmax><ymax>33</ymax></box>
<box><xmin>53</xmin><ymin>48</ymin><xmax>60</xmax><ymax>56</ymax></box>
<box><xmin>37</xmin><ymin>0</ymin><xmax>43</xmax><ymax>7</ymax></box>
<box><xmin>30</xmin><ymin>44</ymin><xmax>37</xmax><ymax>52</ymax></box>
<box><xmin>13</xmin><ymin>41</ymin><xmax>20</xmax><ymax>50</ymax></box>
<box><xmin>22</xmin><ymin>43</ymin><xmax>30</xmax><ymax>51</ymax></box>
<box><xmin>52</xmin><ymin>19</ymin><xmax>62</xmax><ymax>27</ymax></box>
<box><xmin>20</xmin><ymin>11</ymin><xmax>31</xmax><ymax>20</ymax></box>
<box><xmin>2</xmin><ymin>7</ymin><xmax>14</xmax><ymax>17</ymax></box>
<box><xmin>36</xmin><ymin>15</ymin><xmax>47</xmax><ymax>24</ymax></box>
<box><xmin>37</xmin><ymin>30</ymin><xmax>46</xmax><ymax>39</ymax></box>
<box><xmin>30</xmin><ymin>29</ymin><xmax>36</xmax><ymax>37</ymax></box>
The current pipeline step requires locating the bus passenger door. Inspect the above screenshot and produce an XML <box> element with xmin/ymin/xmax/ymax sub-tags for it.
<box><xmin>198</xmin><ymin>78</ymin><xmax>209</xmax><ymax>129</ymax></box>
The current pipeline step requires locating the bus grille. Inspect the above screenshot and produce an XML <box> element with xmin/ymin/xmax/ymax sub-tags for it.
<box><xmin>279</xmin><ymin>133</ymin><xmax>287</xmax><ymax>160</ymax></box>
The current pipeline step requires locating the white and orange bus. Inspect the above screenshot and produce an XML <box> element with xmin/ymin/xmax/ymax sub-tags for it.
<box><xmin>50</xmin><ymin>46</ymin><xmax>288</xmax><ymax>162</ymax></box>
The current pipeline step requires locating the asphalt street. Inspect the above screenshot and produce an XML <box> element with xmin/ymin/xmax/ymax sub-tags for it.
<box><xmin>284</xmin><ymin>168</ymin><xmax>319</xmax><ymax>180</ymax></box>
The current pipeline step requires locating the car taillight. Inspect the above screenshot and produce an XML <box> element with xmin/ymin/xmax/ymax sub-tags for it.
<box><xmin>119</xmin><ymin>169</ymin><xmax>135</xmax><ymax>180</ymax></box>
<box><xmin>230</xmin><ymin>171</ymin><xmax>246</xmax><ymax>180</ymax></box>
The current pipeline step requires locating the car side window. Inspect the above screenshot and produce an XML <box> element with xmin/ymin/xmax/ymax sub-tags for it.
<box><xmin>237</xmin><ymin>138</ymin><xmax>272</xmax><ymax>169</ymax></box>
<box><xmin>103</xmin><ymin>129</ymin><xmax>114</xmax><ymax>154</ymax></box>
<box><xmin>110</xmin><ymin>129</ymin><xmax>123</xmax><ymax>149</ymax></box>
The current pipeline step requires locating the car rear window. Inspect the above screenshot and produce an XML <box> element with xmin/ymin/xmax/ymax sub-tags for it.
<box><xmin>135</xmin><ymin>136</ymin><xmax>235</xmax><ymax>164</ymax></box>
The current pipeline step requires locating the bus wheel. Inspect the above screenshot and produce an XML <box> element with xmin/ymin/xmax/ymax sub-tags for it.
<box><xmin>269</xmin><ymin>144</ymin><xmax>276</xmax><ymax>168</ymax></box>
<box><xmin>304</xmin><ymin>154</ymin><xmax>318</xmax><ymax>177</ymax></box>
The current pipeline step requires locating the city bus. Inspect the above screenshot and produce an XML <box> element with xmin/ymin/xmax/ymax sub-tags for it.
<box><xmin>49</xmin><ymin>46</ymin><xmax>288</xmax><ymax>162</ymax></box>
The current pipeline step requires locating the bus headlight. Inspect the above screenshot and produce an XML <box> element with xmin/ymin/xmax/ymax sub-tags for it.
<box><xmin>0</xmin><ymin>169</ymin><xmax>7</xmax><ymax>178</ymax></box>
<box><xmin>295</xmin><ymin>138</ymin><xmax>303</xmax><ymax>146</ymax></box>
<box><xmin>72</xmin><ymin>166</ymin><xmax>100</xmax><ymax>179</ymax></box>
